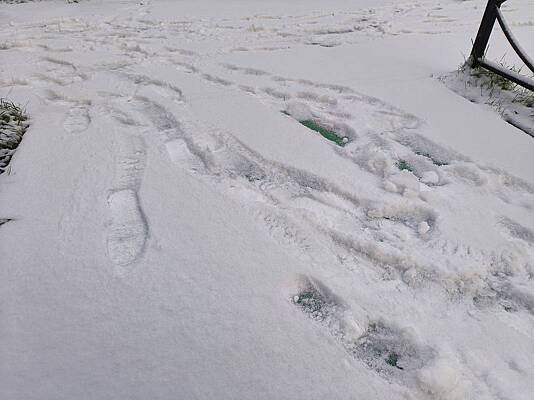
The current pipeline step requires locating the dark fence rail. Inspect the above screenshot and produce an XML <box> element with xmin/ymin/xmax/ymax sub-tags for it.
<box><xmin>469</xmin><ymin>0</ymin><xmax>534</xmax><ymax>92</ymax></box>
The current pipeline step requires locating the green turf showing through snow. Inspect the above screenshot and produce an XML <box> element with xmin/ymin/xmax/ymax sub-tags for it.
<box><xmin>299</xmin><ymin>120</ymin><xmax>347</xmax><ymax>146</ymax></box>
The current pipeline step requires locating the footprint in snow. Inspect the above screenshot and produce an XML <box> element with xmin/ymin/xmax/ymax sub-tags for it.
<box><xmin>63</xmin><ymin>106</ymin><xmax>91</xmax><ymax>134</ymax></box>
<box><xmin>106</xmin><ymin>133</ymin><xmax>148</xmax><ymax>269</ymax></box>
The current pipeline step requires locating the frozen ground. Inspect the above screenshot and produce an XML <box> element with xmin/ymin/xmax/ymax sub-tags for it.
<box><xmin>1</xmin><ymin>0</ymin><xmax>534</xmax><ymax>399</ymax></box>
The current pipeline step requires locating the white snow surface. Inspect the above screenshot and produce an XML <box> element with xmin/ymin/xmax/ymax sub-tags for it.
<box><xmin>1</xmin><ymin>1</ymin><xmax>534</xmax><ymax>399</ymax></box>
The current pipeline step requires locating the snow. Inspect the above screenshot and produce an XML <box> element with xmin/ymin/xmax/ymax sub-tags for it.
<box><xmin>421</xmin><ymin>170</ymin><xmax>440</xmax><ymax>185</ymax></box>
<box><xmin>1</xmin><ymin>0</ymin><xmax>533</xmax><ymax>399</ymax></box>
<box><xmin>284</xmin><ymin>101</ymin><xmax>314</xmax><ymax>121</ymax></box>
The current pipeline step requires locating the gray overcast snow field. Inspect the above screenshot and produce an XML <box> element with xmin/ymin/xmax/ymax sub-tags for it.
<box><xmin>1</xmin><ymin>0</ymin><xmax>534</xmax><ymax>399</ymax></box>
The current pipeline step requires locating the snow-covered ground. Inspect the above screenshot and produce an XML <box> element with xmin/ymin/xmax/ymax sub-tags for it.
<box><xmin>1</xmin><ymin>1</ymin><xmax>534</xmax><ymax>399</ymax></box>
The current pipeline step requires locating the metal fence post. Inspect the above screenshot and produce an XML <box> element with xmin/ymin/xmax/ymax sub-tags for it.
<box><xmin>470</xmin><ymin>0</ymin><xmax>506</xmax><ymax>66</ymax></box>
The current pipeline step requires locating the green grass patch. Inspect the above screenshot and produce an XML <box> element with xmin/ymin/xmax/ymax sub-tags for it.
<box><xmin>471</xmin><ymin>65</ymin><xmax>518</xmax><ymax>92</ymax></box>
<box><xmin>386</xmin><ymin>352</ymin><xmax>403</xmax><ymax>370</ymax></box>
<box><xmin>299</xmin><ymin>119</ymin><xmax>347</xmax><ymax>146</ymax></box>
<box><xmin>512</xmin><ymin>89</ymin><xmax>534</xmax><ymax>108</ymax></box>
<box><xmin>0</xmin><ymin>98</ymin><xmax>29</xmax><ymax>173</ymax></box>
<box><xmin>396</xmin><ymin>159</ymin><xmax>414</xmax><ymax>172</ymax></box>
<box><xmin>414</xmin><ymin>151</ymin><xmax>448</xmax><ymax>166</ymax></box>
<box><xmin>0</xmin><ymin>98</ymin><xmax>27</xmax><ymax>127</ymax></box>
<box><xmin>294</xmin><ymin>290</ymin><xmax>325</xmax><ymax>314</ymax></box>
<box><xmin>467</xmin><ymin>59</ymin><xmax>534</xmax><ymax>108</ymax></box>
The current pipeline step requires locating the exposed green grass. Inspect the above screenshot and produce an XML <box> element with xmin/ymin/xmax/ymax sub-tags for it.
<box><xmin>0</xmin><ymin>98</ymin><xmax>29</xmax><ymax>173</ymax></box>
<box><xmin>299</xmin><ymin>119</ymin><xmax>347</xmax><ymax>146</ymax></box>
<box><xmin>512</xmin><ymin>88</ymin><xmax>534</xmax><ymax>108</ymax></box>
<box><xmin>452</xmin><ymin>57</ymin><xmax>534</xmax><ymax>135</ymax></box>
<box><xmin>470</xmin><ymin>65</ymin><xmax>517</xmax><ymax>91</ymax></box>
<box><xmin>0</xmin><ymin>98</ymin><xmax>27</xmax><ymax>127</ymax></box>
<box><xmin>294</xmin><ymin>290</ymin><xmax>325</xmax><ymax>314</ymax></box>
<box><xmin>386</xmin><ymin>352</ymin><xmax>403</xmax><ymax>370</ymax></box>
<box><xmin>396</xmin><ymin>159</ymin><xmax>414</xmax><ymax>172</ymax></box>
<box><xmin>414</xmin><ymin>151</ymin><xmax>448</xmax><ymax>166</ymax></box>
<box><xmin>465</xmin><ymin>59</ymin><xmax>534</xmax><ymax>108</ymax></box>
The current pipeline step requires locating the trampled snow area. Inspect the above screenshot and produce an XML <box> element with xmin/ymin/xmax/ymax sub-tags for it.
<box><xmin>1</xmin><ymin>0</ymin><xmax>534</xmax><ymax>399</ymax></box>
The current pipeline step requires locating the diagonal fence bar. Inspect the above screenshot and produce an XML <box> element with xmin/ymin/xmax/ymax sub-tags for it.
<box><xmin>469</xmin><ymin>0</ymin><xmax>534</xmax><ymax>91</ymax></box>
<box><xmin>495</xmin><ymin>6</ymin><xmax>534</xmax><ymax>74</ymax></box>
<box><xmin>477</xmin><ymin>59</ymin><xmax>534</xmax><ymax>91</ymax></box>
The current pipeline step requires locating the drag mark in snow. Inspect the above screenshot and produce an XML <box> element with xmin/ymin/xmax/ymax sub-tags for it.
<box><xmin>474</xmin><ymin>277</ymin><xmax>534</xmax><ymax>316</ymax></box>
<box><xmin>117</xmin><ymin>34</ymin><xmax>534</xmax><ymax>308</ymax></box>
<box><xmin>167</xmin><ymin>126</ymin><xmax>442</xmax><ymax>282</ymax></box>
<box><xmin>131</xmin><ymin>96</ymin><xmax>211</xmax><ymax>171</ymax></box>
<box><xmin>190</xmin><ymin>65</ymin><xmax>534</xmax><ymax>304</ymax></box>
<box><xmin>106</xmin><ymin>133</ymin><xmax>148</xmax><ymax>268</ymax></box>
<box><xmin>201</xmin><ymin>73</ymin><xmax>233</xmax><ymax>87</ymax></box>
<box><xmin>499</xmin><ymin>217</ymin><xmax>534</xmax><ymax>245</ymax></box>
<box><xmin>292</xmin><ymin>275</ymin><xmax>434</xmax><ymax>384</ymax></box>
<box><xmin>36</xmin><ymin>55</ymin><xmax>88</xmax><ymax>86</ymax></box>
<box><xmin>122</xmin><ymin>73</ymin><xmax>184</xmax><ymax>103</ymax></box>
<box><xmin>364</xmin><ymin>200</ymin><xmax>437</xmax><ymax>236</ymax></box>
